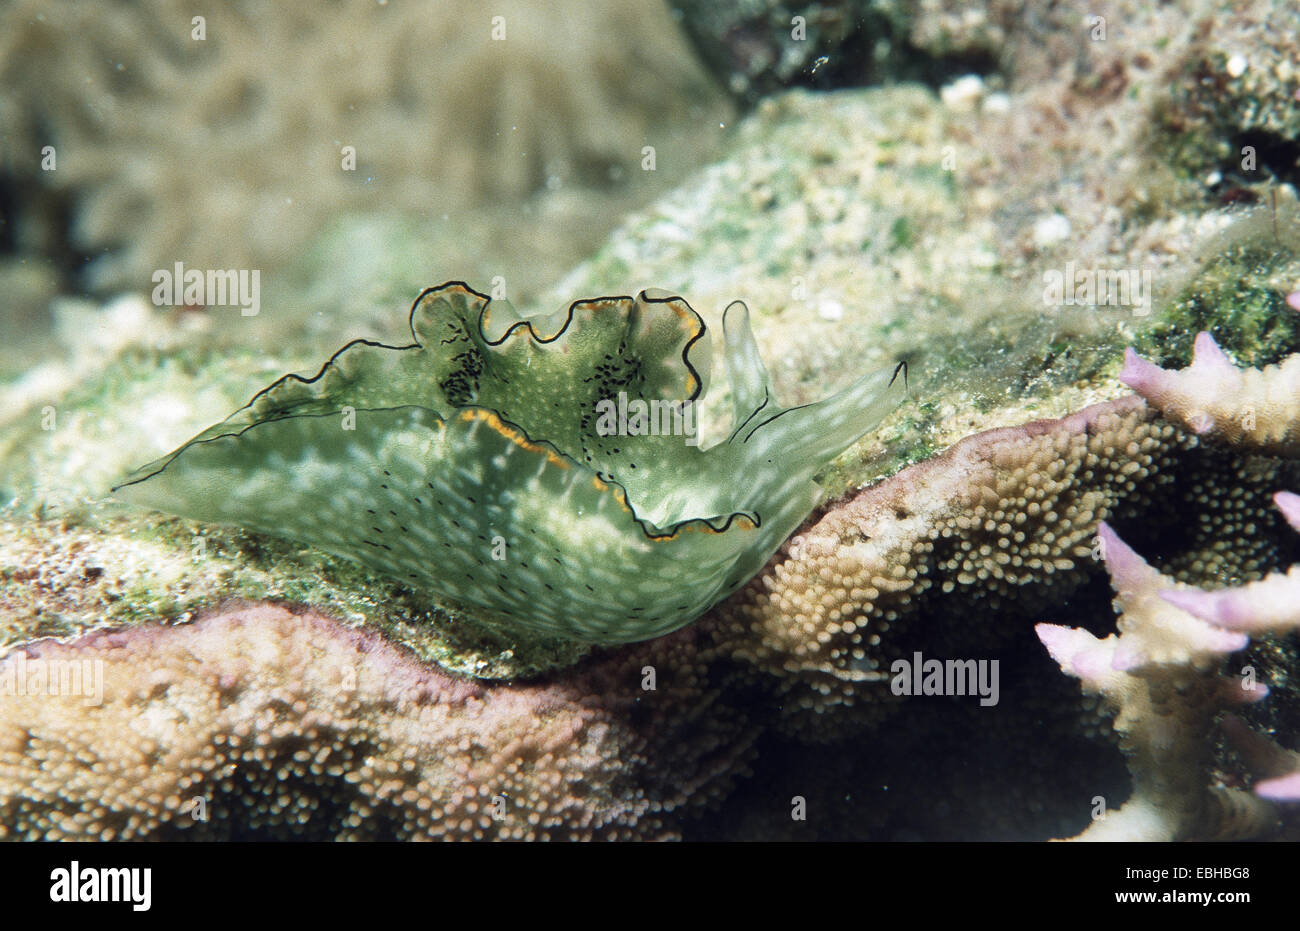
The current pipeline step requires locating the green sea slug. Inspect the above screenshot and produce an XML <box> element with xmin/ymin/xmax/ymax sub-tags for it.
<box><xmin>113</xmin><ymin>282</ymin><xmax>905</xmax><ymax>644</ymax></box>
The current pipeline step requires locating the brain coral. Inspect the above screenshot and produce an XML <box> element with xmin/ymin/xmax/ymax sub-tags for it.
<box><xmin>0</xmin><ymin>602</ymin><xmax>757</xmax><ymax>840</ymax></box>
<box><xmin>0</xmin><ymin>0</ymin><xmax>728</xmax><ymax>288</ymax></box>
<box><xmin>112</xmin><ymin>282</ymin><xmax>905</xmax><ymax>644</ymax></box>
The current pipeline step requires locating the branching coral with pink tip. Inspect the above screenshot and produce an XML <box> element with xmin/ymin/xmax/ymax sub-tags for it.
<box><xmin>1040</xmin><ymin>331</ymin><xmax>1300</xmax><ymax>842</ymax></box>
<box><xmin>1038</xmin><ymin>334</ymin><xmax>1300</xmax><ymax>839</ymax></box>
<box><xmin>1036</xmin><ymin>522</ymin><xmax>1276</xmax><ymax>841</ymax></box>
<box><xmin>1120</xmin><ymin>331</ymin><xmax>1300</xmax><ymax>456</ymax></box>
<box><xmin>1160</xmin><ymin>492</ymin><xmax>1300</xmax><ymax>634</ymax></box>
<box><xmin>1154</xmin><ymin>491</ymin><xmax>1300</xmax><ymax>805</ymax></box>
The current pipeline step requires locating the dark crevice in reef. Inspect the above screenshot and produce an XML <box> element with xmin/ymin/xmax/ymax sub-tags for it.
<box><xmin>672</xmin><ymin>3</ymin><xmax>1000</xmax><ymax>108</ymax></box>
<box><xmin>1228</xmin><ymin>130</ymin><xmax>1300</xmax><ymax>190</ymax></box>
<box><xmin>0</xmin><ymin>167</ymin><xmax>97</xmax><ymax>292</ymax></box>
<box><xmin>801</xmin><ymin>22</ymin><xmax>1000</xmax><ymax>98</ymax></box>
<box><xmin>687</xmin><ymin>654</ymin><xmax>1129</xmax><ymax>841</ymax></box>
<box><xmin>1111</xmin><ymin>449</ymin><xmax>1300</xmax><ymax>589</ymax></box>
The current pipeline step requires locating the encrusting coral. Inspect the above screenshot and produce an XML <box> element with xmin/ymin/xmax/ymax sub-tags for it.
<box><xmin>713</xmin><ymin>396</ymin><xmax>1176</xmax><ymax>717</ymax></box>
<box><xmin>712</xmin><ymin>396</ymin><xmax>1268</xmax><ymax>723</ymax></box>
<box><xmin>0</xmin><ymin>602</ymin><xmax>757</xmax><ymax>840</ymax></box>
<box><xmin>711</xmin><ymin>330</ymin><xmax>1300</xmax><ymax>732</ymax></box>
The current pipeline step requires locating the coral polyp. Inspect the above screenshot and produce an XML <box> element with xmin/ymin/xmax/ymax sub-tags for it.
<box><xmin>113</xmin><ymin>282</ymin><xmax>905</xmax><ymax>644</ymax></box>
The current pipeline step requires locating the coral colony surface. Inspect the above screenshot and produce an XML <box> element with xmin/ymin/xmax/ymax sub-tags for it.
<box><xmin>2</xmin><ymin>0</ymin><xmax>1300</xmax><ymax>843</ymax></box>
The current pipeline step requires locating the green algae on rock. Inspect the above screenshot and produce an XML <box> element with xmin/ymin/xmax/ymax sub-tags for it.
<box><xmin>112</xmin><ymin>282</ymin><xmax>905</xmax><ymax>644</ymax></box>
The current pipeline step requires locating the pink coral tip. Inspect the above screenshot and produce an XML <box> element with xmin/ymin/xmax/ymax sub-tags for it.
<box><xmin>1118</xmin><ymin>347</ymin><xmax>1164</xmax><ymax>394</ymax></box>
<box><xmin>1033</xmin><ymin>622</ymin><xmax>1076</xmax><ymax>662</ymax></box>
<box><xmin>1214</xmin><ymin>628</ymin><xmax>1250</xmax><ymax>652</ymax></box>
<box><xmin>1070</xmin><ymin>646</ymin><xmax>1112</xmax><ymax>681</ymax></box>
<box><xmin>1275</xmin><ymin>491</ymin><xmax>1300</xmax><ymax>534</ymax></box>
<box><xmin>1255</xmin><ymin>772</ymin><xmax>1300</xmax><ymax>801</ymax></box>
<box><xmin>1217</xmin><ymin>673</ymin><xmax>1270</xmax><ymax>705</ymax></box>
<box><xmin>1190</xmin><ymin>330</ymin><xmax>1233</xmax><ymax>371</ymax></box>
<box><xmin>1096</xmin><ymin>521</ymin><xmax>1146</xmax><ymax>587</ymax></box>
<box><xmin>1160</xmin><ymin>587</ymin><xmax>1228</xmax><ymax>622</ymax></box>
<box><xmin>1287</xmin><ymin>291</ymin><xmax>1300</xmax><ymax>313</ymax></box>
<box><xmin>1035</xmin><ymin>623</ymin><xmax>1106</xmax><ymax>680</ymax></box>
<box><xmin>1159</xmin><ymin>588</ymin><xmax>1253</xmax><ymax>636</ymax></box>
